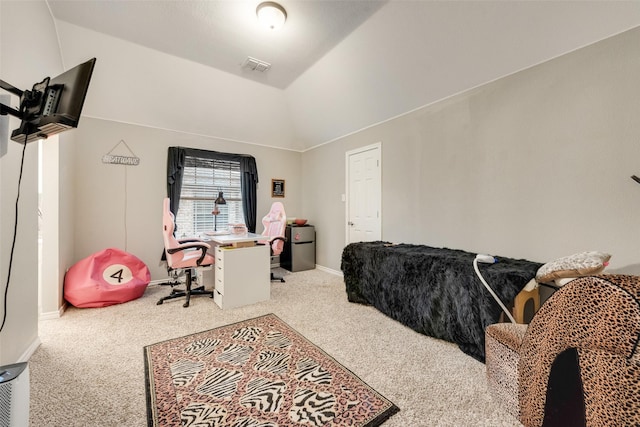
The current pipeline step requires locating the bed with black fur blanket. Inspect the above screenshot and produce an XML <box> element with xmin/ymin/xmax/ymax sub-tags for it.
<box><xmin>341</xmin><ymin>241</ymin><xmax>542</xmax><ymax>362</ymax></box>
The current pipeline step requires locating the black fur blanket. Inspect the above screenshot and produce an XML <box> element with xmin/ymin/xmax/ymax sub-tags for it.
<box><xmin>341</xmin><ymin>242</ymin><xmax>542</xmax><ymax>362</ymax></box>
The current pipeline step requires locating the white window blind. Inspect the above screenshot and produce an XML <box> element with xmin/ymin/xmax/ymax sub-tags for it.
<box><xmin>175</xmin><ymin>156</ymin><xmax>244</xmax><ymax>237</ymax></box>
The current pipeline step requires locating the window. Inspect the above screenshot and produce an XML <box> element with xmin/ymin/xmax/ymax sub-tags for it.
<box><xmin>175</xmin><ymin>156</ymin><xmax>244</xmax><ymax>237</ymax></box>
<box><xmin>167</xmin><ymin>146</ymin><xmax>258</xmax><ymax>235</ymax></box>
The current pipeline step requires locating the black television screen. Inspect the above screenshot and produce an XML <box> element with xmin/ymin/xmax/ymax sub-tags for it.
<box><xmin>10</xmin><ymin>57</ymin><xmax>96</xmax><ymax>144</ymax></box>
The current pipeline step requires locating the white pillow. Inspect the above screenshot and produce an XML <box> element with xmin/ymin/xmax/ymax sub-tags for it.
<box><xmin>553</xmin><ymin>277</ymin><xmax>578</xmax><ymax>287</ymax></box>
<box><xmin>535</xmin><ymin>251</ymin><xmax>611</xmax><ymax>283</ymax></box>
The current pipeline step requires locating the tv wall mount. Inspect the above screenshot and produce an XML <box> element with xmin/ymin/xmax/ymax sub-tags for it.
<box><xmin>0</xmin><ymin>77</ymin><xmax>61</xmax><ymax>143</ymax></box>
<box><xmin>0</xmin><ymin>57</ymin><xmax>96</xmax><ymax>144</ymax></box>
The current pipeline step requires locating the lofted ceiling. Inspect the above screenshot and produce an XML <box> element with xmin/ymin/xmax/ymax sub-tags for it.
<box><xmin>39</xmin><ymin>0</ymin><xmax>640</xmax><ymax>151</ymax></box>
<box><xmin>46</xmin><ymin>0</ymin><xmax>387</xmax><ymax>90</ymax></box>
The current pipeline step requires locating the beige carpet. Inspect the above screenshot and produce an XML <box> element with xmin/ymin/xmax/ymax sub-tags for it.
<box><xmin>29</xmin><ymin>268</ymin><xmax>522</xmax><ymax>426</ymax></box>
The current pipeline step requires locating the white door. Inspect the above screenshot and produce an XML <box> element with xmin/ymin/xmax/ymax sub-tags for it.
<box><xmin>346</xmin><ymin>143</ymin><xmax>381</xmax><ymax>244</ymax></box>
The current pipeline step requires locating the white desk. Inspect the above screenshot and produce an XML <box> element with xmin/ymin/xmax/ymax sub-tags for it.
<box><xmin>202</xmin><ymin>232</ymin><xmax>270</xmax><ymax>309</ymax></box>
<box><xmin>204</xmin><ymin>231</ymin><xmax>269</xmax><ymax>246</ymax></box>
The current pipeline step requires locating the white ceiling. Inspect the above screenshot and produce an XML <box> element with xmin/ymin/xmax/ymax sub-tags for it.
<box><xmin>39</xmin><ymin>0</ymin><xmax>640</xmax><ymax>151</ymax></box>
<box><xmin>47</xmin><ymin>0</ymin><xmax>387</xmax><ymax>89</ymax></box>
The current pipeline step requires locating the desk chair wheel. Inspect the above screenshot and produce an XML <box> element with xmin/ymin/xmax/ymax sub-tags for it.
<box><xmin>270</xmin><ymin>272</ymin><xmax>285</xmax><ymax>282</ymax></box>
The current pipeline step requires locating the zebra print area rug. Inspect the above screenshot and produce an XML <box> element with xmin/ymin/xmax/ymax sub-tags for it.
<box><xmin>144</xmin><ymin>313</ymin><xmax>399</xmax><ymax>426</ymax></box>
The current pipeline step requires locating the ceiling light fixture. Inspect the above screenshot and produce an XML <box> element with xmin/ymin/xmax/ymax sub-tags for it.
<box><xmin>256</xmin><ymin>2</ymin><xmax>287</xmax><ymax>30</ymax></box>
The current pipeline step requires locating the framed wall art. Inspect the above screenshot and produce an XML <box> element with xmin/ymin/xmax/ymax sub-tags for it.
<box><xmin>271</xmin><ymin>179</ymin><xmax>285</xmax><ymax>198</ymax></box>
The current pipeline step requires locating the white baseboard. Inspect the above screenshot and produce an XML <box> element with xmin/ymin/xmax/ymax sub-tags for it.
<box><xmin>39</xmin><ymin>302</ymin><xmax>67</xmax><ymax>321</ymax></box>
<box><xmin>19</xmin><ymin>336</ymin><xmax>41</xmax><ymax>363</ymax></box>
<box><xmin>315</xmin><ymin>264</ymin><xmax>343</xmax><ymax>276</ymax></box>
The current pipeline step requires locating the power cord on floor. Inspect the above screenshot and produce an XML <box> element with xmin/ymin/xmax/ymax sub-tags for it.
<box><xmin>473</xmin><ymin>254</ymin><xmax>516</xmax><ymax>324</ymax></box>
<box><xmin>0</xmin><ymin>137</ymin><xmax>28</xmax><ymax>334</ymax></box>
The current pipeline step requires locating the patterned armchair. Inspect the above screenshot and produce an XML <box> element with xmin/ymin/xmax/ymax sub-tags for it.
<box><xmin>485</xmin><ymin>274</ymin><xmax>640</xmax><ymax>427</ymax></box>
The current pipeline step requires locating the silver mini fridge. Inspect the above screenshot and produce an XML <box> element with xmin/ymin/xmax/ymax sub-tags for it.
<box><xmin>282</xmin><ymin>225</ymin><xmax>315</xmax><ymax>272</ymax></box>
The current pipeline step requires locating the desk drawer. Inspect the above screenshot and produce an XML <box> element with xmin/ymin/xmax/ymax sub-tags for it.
<box><xmin>215</xmin><ymin>264</ymin><xmax>225</xmax><ymax>294</ymax></box>
<box><xmin>215</xmin><ymin>246</ymin><xmax>225</xmax><ymax>268</ymax></box>
<box><xmin>213</xmin><ymin>288</ymin><xmax>224</xmax><ymax>308</ymax></box>
<box><xmin>215</xmin><ymin>246</ymin><xmax>226</xmax><ymax>294</ymax></box>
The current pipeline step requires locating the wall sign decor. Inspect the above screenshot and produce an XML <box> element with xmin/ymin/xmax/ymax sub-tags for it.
<box><xmin>272</xmin><ymin>179</ymin><xmax>285</xmax><ymax>198</ymax></box>
<box><xmin>102</xmin><ymin>139</ymin><xmax>140</xmax><ymax>165</ymax></box>
<box><xmin>101</xmin><ymin>139</ymin><xmax>140</xmax><ymax>251</ymax></box>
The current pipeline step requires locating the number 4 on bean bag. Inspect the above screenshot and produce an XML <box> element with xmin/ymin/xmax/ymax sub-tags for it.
<box><xmin>64</xmin><ymin>248</ymin><xmax>151</xmax><ymax>308</ymax></box>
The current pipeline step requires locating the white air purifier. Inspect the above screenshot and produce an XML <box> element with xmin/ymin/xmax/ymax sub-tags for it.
<box><xmin>0</xmin><ymin>362</ymin><xmax>29</xmax><ymax>427</ymax></box>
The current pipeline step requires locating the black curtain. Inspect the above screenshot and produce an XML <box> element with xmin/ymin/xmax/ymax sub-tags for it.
<box><xmin>239</xmin><ymin>156</ymin><xmax>258</xmax><ymax>232</ymax></box>
<box><xmin>166</xmin><ymin>147</ymin><xmax>186</xmax><ymax>218</ymax></box>
<box><xmin>166</xmin><ymin>146</ymin><xmax>259</xmax><ymax>232</ymax></box>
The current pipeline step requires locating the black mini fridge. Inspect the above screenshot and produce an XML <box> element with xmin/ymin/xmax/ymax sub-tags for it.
<box><xmin>282</xmin><ymin>225</ymin><xmax>315</xmax><ymax>272</ymax></box>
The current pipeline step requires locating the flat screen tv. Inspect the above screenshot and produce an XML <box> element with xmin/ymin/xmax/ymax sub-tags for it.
<box><xmin>7</xmin><ymin>57</ymin><xmax>96</xmax><ymax>144</ymax></box>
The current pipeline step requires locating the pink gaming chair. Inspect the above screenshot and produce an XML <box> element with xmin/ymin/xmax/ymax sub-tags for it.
<box><xmin>158</xmin><ymin>197</ymin><xmax>215</xmax><ymax>307</ymax></box>
<box><xmin>261</xmin><ymin>202</ymin><xmax>287</xmax><ymax>282</ymax></box>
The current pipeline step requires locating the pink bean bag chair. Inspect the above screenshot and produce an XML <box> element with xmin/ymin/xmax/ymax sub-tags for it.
<box><xmin>64</xmin><ymin>248</ymin><xmax>150</xmax><ymax>308</ymax></box>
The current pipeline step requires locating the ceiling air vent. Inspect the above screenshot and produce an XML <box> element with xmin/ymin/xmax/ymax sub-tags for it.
<box><xmin>242</xmin><ymin>56</ymin><xmax>271</xmax><ymax>73</ymax></box>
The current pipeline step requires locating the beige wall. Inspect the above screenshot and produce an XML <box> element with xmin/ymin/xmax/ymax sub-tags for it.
<box><xmin>59</xmin><ymin>132</ymin><xmax>77</xmax><ymax>307</ymax></box>
<box><xmin>57</xmin><ymin>21</ymin><xmax>298</xmax><ymax>151</ymax></box>
<box><xmin>0</xmin><ymin>0</ymin><xmax>64</xmax><ymax>364</ymax></box>
<box><xmin>70</xmin><ymin>118</ymin><xmax>302</xmax><ymax>281</ymax></box>
<box><xmin>40</xmin><ymin>137</ymin><xmax>61</xmax><ymax>316</ymax></box>
<box><xmin>303</xmin><ymin>26</ymin><xmax>640</xmax><ymax>273</ymax></box>
<box><xmin>40</xmin><ymin>131</ymin><xmax>76</xmax><ymax>318</ymax></box>
<box><xmin>287</xmin><ymin>1</ymin><xmax>640</xmax><ymax>148</ymax></box>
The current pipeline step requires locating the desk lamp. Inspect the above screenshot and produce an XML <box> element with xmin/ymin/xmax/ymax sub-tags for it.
<box><xmin>211</xmin><ymin>191</ymin><xmax>227</xmax><ymax>231</ymax></box>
